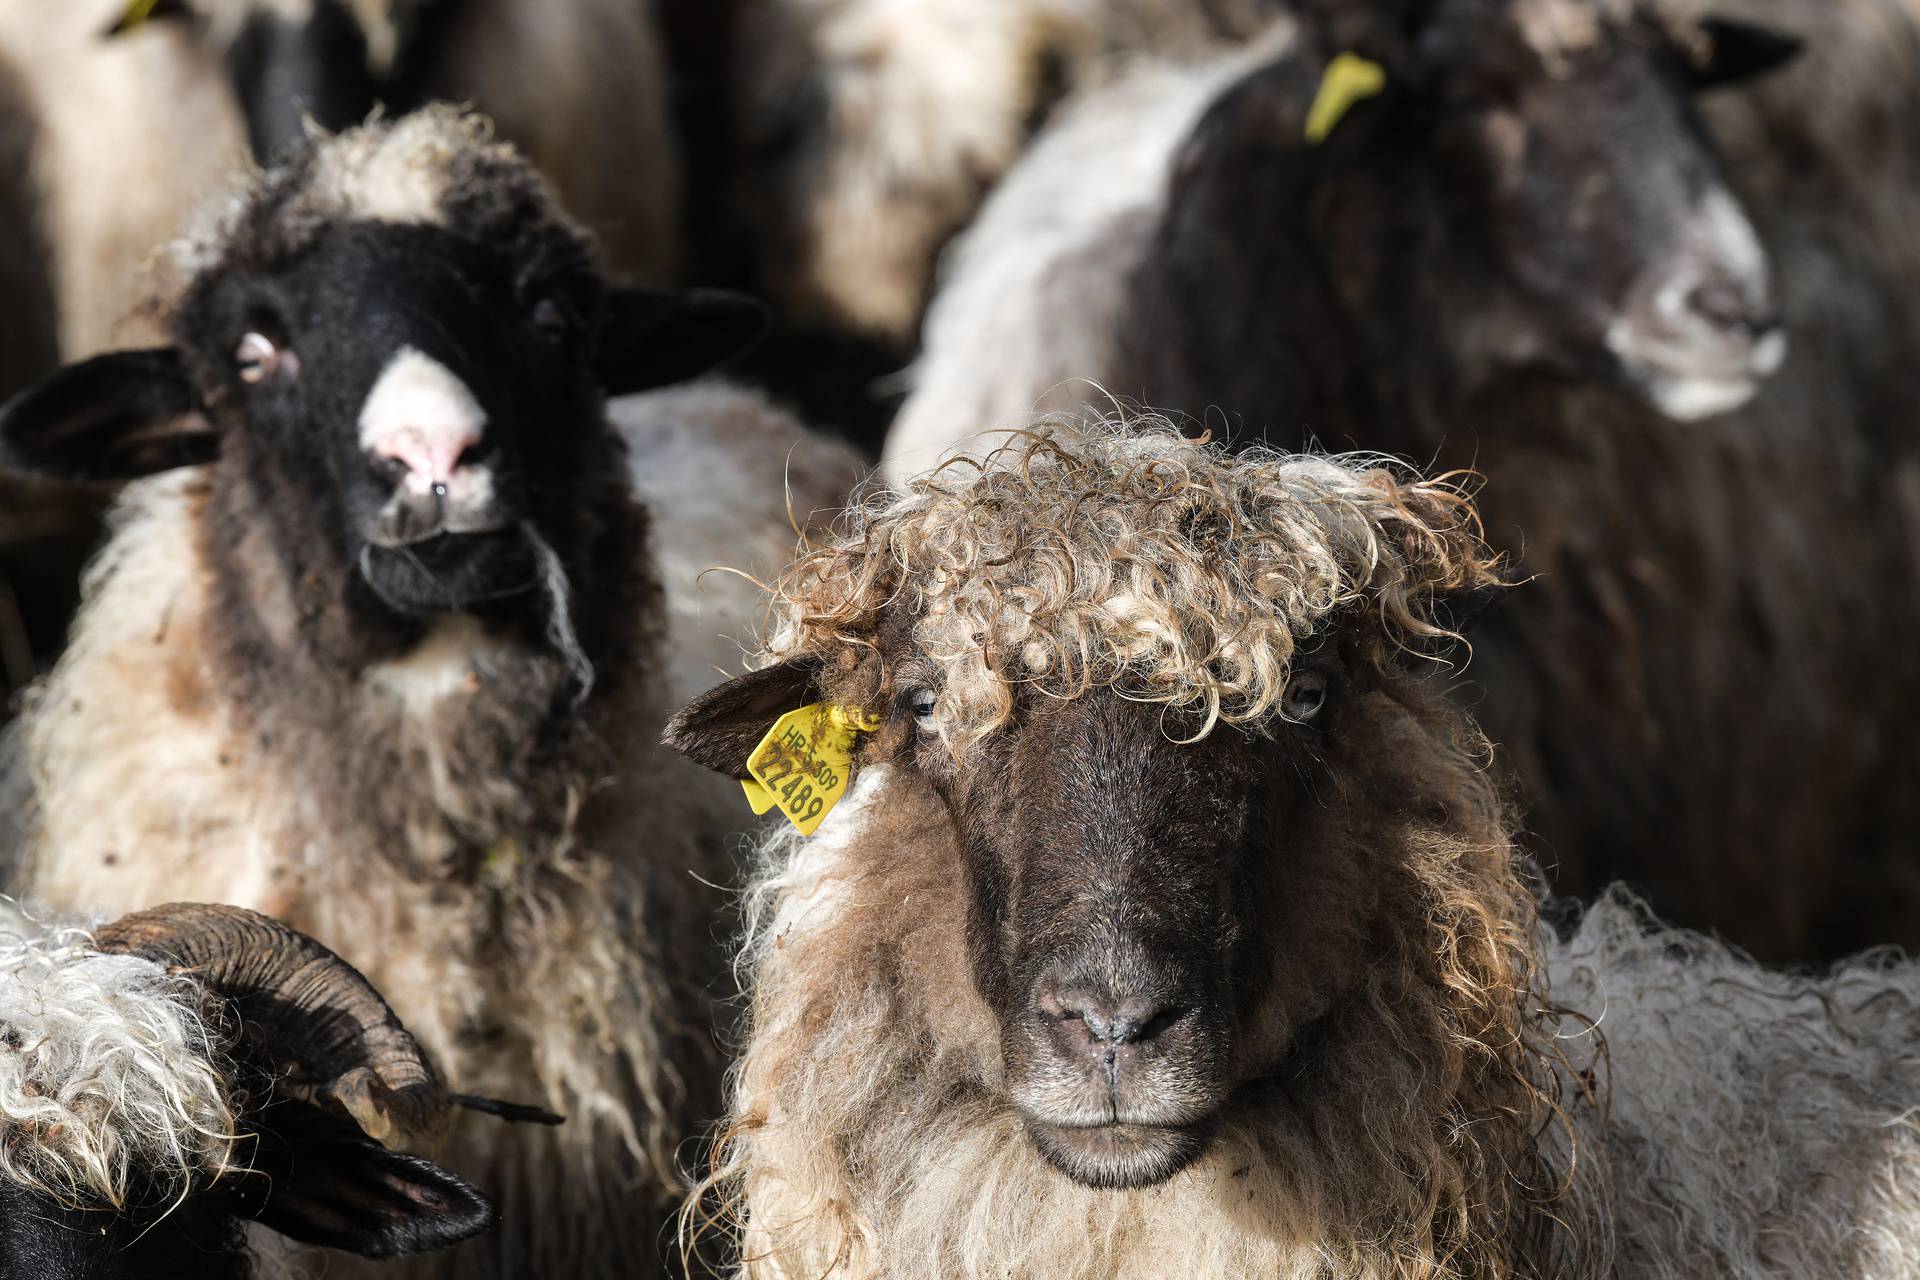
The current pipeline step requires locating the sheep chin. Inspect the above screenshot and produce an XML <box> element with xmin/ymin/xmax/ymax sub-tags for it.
<box><xmin>1022</xmin><ymin>1116</ymin><xmax>1214</xmax><ymax>1190</ymax></box>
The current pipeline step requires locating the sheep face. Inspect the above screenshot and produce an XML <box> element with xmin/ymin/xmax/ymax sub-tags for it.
<box><xmin>1274</xmin><ymin>0</ymin><xmax>1799</xmax><ymax>419</ymax></box>
<box><xmin>907</xmin><ymin>661</ymin><xmax>1375</xmax><ymax>1191</ymax></box>
<box><xmin>171</xmin><ymin>219</ymin><xmax>608</xmax><ymax>618</ymax></box>
<box><xmin>667</xmin><ymin>428</ymin><xmax>1519</xmax><ymax>1197</ymax></box>
<box><xmin>0</xmin><ymin>111</ymin><xmax>763</xmax><ymax>629</ymax></box>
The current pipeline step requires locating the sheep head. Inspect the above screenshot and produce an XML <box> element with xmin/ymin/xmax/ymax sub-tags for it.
<box><xmin>1161</xmin><ymin>0</ymin><xmax>1800</xmax><ymax>425</ymax></box>
<box><xmin>0</xmin><ymin>901</ymin><xmax>498</xmax><ymax>1277</ymax></box>
<box><xmin>0</xmin><ymin>109</ymin><xmax>761</xmax><ymax>677</ymax></box>
<box><xmin>668</xmin><ymin>423</ymin><xmax>1550</xmax><ymax>1223</ymax></box>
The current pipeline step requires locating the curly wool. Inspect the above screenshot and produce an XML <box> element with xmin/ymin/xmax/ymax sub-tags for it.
<box><xmin>767</xmin><ymin>417</ymin><xmax>1502</xmax><ymax>748</ymax></box>
<box><xmin>0</xmin><ymin>901</ymin><xmax>239</xmax><ymax>1213</ymax></box>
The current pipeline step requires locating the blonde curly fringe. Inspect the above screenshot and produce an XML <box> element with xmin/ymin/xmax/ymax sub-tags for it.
<box><xmin>0</xmin><ymin>903</ymin><xmax>241</xmax><ymax>1215</ymax></box>
<box><xmin>764</xmin><ymin>414</ymin><xmax>1503</xmax><ymax>748</ymax></box>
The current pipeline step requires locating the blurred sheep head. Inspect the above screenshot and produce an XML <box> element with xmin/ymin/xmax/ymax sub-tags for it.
<box><xmin>1294</xmin><ymin>0</ymin><xmax>1800</xmax><ymax>419</ymax></box>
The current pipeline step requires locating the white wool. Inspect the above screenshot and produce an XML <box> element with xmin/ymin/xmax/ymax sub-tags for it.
<box><xmin>0</xmin><ymin>0</ymin><xmax>248</xmax><ymax>356</ymax></box>
<box><xmin>709</xmin><ymin>805</ymin><xmax>1920</xmax><ymax>1277</ymax></box>
<box><xmin>740</xmin><ymin>0</ymin><xmax>1284</xmax><ymax>341</ymax></box>
<box><xmin>612</xmin><ymin>381</ymin><xmax>864</xmax><ymax>707</ymax></box>
<box><xmin>880</xmin><ymin>40</ymin><xmax>1282</xmax><ymax>484</ymax></box>
<box><xmin>0</xmin><ymin>900</ymin><xmax>238</xmax><ymax>1212</ymax></box>
<box><xmin>7</xmin><ymin>382</ymin><xmax>859</xmax><ymax>1278</ymax></box>
<box><xmin>1548</xmin><ymin>890</ymin><xmax>1920</xmax><ymax>1278</ymax></box>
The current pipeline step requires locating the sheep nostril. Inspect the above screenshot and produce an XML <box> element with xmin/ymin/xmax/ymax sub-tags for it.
<box><xmin>1044</xmin><ymin>985</ymin><xmax>1181</xmax><ymax>1048</ymax></box>
<box><xmin>1685</xmin><ymin>280</ymin><xmax>1762</xmax><ymax>334</ymax></box>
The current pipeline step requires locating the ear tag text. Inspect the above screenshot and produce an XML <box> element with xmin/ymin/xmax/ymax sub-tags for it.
<box><xmin>1305</xmin><ymin>53</ymin><xmax>1387</xmax><ymax>145</ymax></box>
<box><xmin>744</xmin><ymin>703</ymin><xmax>880</xmax><ymax>836</ymax></box>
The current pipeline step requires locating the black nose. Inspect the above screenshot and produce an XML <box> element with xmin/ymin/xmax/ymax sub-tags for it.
<box><xmin>1037</xmin><ymin>977</ymin><xmax>1181</xmax><ymax>1052</ymax></box>
<box><xmin>1686</xmin><ymin>278</ymin><xmax>1778</xmax><ymax>338</ymax></box>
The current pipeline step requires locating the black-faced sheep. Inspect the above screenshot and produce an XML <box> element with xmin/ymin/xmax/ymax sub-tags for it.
<box><xmin>879</xmin><ymin>0</ymin><xmax>1920</xmax><ymax>961</ymax></box>
<box><xmin>666</xmin><ymin>422</ymin><xmax>1920</xmax><ymax>1279</ymax></box>
<box><xmin>0</xmin><ymin>899</ymin><xmax>497</xmax><ymax>1278</ymax></box>
<box><xmin>0</xmin><ymin>108</ymin><xmax>862</xmax><ymax>1279</ymax></box>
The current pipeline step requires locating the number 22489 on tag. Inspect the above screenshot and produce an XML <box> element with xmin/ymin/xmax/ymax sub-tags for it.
<box><xmin>743</xmin><ymin>703</ymin><xmax>866</xmax><ymax>836</ymax></box>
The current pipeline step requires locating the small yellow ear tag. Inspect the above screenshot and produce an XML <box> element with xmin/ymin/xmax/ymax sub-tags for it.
<box><xmin>117</xmin><ymin>0</ymin><xmax>163</xmax><ymax>31</ymax></box>
<box><xmin>1304</xmin><ymin>53</ymin><xmax>1387</xmax><ymax>145</ymax></box>
<box><xmin>744</xmin><ymin>703</ymin><xmax>880</xmax><ymax>836</ymax></box>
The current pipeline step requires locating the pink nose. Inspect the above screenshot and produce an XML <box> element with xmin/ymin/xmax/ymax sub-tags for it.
<box><xmin>370</xmin><ymin>423</ymin><xmax>481</xmax><ymax>490</ymax></box>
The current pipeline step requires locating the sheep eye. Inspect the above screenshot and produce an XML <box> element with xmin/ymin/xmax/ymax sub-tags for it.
<box><xmin>530</xmin><ymin>297</ymin><xmax>569</xmax><ymax>338</ymax></box>
<box><xmin>1282</xmin><ymin>670</ymin><xmax>1329</xmax><ymax>722</ymax></box>
<box><xmin>907</xmin><ymin>688</ymin><xmax>938</xmax><ymax>732</ymax></box>
<box><xmin>234</xmin><ymin>332</ymin><xmax>280</xmax><ymax>384</ymax></box>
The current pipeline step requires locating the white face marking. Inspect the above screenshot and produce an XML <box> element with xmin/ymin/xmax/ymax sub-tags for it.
<box><xmin>358</xmin><ymin>347</ymin><xmax>489</xmax><ymax>499</ymax></box>
<box><xmin>1696</xmin><ymin>188</ymin><xmax>1769</xmax><ymax>289</ymax></box>
<box><xmin>1751</xmin><ymin>329</ymin><xmax>1789</xmax><ymax>377</ymax></box>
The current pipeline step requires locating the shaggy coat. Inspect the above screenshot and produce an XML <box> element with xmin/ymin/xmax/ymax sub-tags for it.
<box><xmin>883</xmin><ymin>0</ymin><xmax>1920</xmax><ymax>960</ymax></box>
<box><xmin>675</xmin><ymin>426</ymin><xmax>1920</xmax><ymax>1278</ymax></box>
<box><xmin>3</xmin><ymin>115</ymin><xmax>861</xmax><ymax>1279</ymax></box>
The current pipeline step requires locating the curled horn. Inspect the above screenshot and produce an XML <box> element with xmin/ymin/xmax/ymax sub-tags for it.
<box><xmin>93</xmin><ymin>903</ymin><xmax>452</xmax><ymax>1157</ymax></box>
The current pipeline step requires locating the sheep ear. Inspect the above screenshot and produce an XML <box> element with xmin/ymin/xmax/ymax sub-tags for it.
<box><xmin>596</xmin><ymin>288</ymin><xmax>771</xmax><ymax>397</ymax></box>
<box><xmin>0</xmin><ymin>348</ymin><xmax>217</xmax><ymax>482</ymax></box>
<box><xmin>663</xmin><ymin>659</ymin><xmax>823</xmax><ymax>779</ymax></box>
<box><xmin>243</xmin><ymin>1104</ymin><xmax>496</xmax><ymax>1259</ymax></box>
<box><xmin>1688</xmin><ymin>18</ymin><xmax>1802</xmax><ymax>89</ymax></box>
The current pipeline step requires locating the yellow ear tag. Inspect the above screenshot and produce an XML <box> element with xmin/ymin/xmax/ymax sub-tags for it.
<box><xmin>116</xmin><ymin>0</ymin><xmax>163</xmax><ymax>31</ymax></box>
<box><xmin>1304</xmin><ymin>53</ymin><xmax>1387</xmax><ymax>145</ymax></box>
<box><xmin>744</xmin><ymin>703</ymin><xmax>880</xmax><ymax>836</ymax></box>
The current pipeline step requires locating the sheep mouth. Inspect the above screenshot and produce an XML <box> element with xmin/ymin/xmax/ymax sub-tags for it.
<box><xmin>1023</xmin><ymin>1116</ymin><xmax>1213</xmax><ymax>1190</ymax></box>
<box><xmin>358</xmin><ymin>531</ymin><xmax>539</xmax><ymax>616</ymax></box>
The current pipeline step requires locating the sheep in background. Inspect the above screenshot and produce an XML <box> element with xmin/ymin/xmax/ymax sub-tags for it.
<box><xmin>0</xmin><ymin>0</ymin><xmax>679</xmax><ymax>365</ymax></box>
<box><xmin>0</xmin><ymin>109</ymin><xmax>860</xmax><ymax>1279</ymax></box>
<box><xmin>0</xmin><ymin>0</ymin><xmax>248</xmax><ymax>357</ymax></box>
<box><xmin>0</xmin><ymin>899</ymin><xmax>497</xmax><ymax>1277</ymax></box>
<box><xmin>0</xmin><ymin>46</ymin><xmax>75</xmax><ymax>713</ymax></box>
<box><xmin>879</xmin><ymin>0</ymin><xmax>1920</xmax><ymax>961</ymax></box>
<box><xmin>182</xmin><ymin>0</ymin><xmax>682</xmax><ymax>286</ymax></box>
<box><xmin>665</xmin><ymin>422</ymin><xmax>1920</xmax><ymax>1279</ymax></box>
<box><xmin>723</xmin><ymin>0</ymin><xmax>1290</xmax><ymax>347</ymax></box>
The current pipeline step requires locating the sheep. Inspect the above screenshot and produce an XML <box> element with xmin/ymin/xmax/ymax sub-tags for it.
<box><xmin>879</xmin><ymin>0</ymin><xmax>1920</xmax><ymax>961</ymax></box>
<box><xmin>720</xmin><ymin>0</ymin><xmax>1291</xmax><ymax>347</ymax></box>
<box><xmin>0</xmin><ymin>899</ymin><xmax>499</xmax><ymax>1278</ymax></box>
<box><xmin>0</xmin><ymin>108</ymin><xmax>862</xmax><ymax>1279</ymax></box>
<box><xmin>180</xmin><ymin>0</ymin><xmax>683</xmax><ymax>286</ymax></box>
<box><xmin>0</xmin><ymin>45</ymin><xmax>73</xmax><ymax>713</ymax></box>
<box><xmin>0</xmin><ymin>0</ymin><xmax>248</xmax><ymax>357</ymax></box>
<box><xmin>664</xmin><ymin>421</ymin><xmax>1920</xmax><ymax>1279</ymax></box>
<box><xmin>0</xmin><ymin>0</ymin><xmax>680</xmax><ymax>365</ymax></box>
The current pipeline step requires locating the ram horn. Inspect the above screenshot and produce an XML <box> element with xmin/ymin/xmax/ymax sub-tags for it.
<box><xmin>93</xmin><ymin>903</ymin><xmax>451</xmax><ymax>1157</ymax></box>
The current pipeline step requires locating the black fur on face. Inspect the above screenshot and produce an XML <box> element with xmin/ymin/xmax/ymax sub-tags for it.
<box><xmin>172</xmin><ymin>217</ymin><xmax>604</xmax><ymax>622</ymax></box>
<box><xmin>666</xmin><ymin>630</ymin><xmax>1388</xmax><ymax>1193</ymax></box>
<box><xmin>0</xmin><ymin>1181</ymin><xmax>250</xmax><ymax>1280</ymax></box>
<box><xmin>1136</xmin><ymin>0</ymin><xmax>1799</xmax><ymax>432</ymax></box>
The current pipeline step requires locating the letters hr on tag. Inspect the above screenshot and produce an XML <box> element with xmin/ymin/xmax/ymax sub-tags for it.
<box><xmin>741</xmin><ymin>703</ymin><xmax>880</xmax><ymax>835</ymax></box>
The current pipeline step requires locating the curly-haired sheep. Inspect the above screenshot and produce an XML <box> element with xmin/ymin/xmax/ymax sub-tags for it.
<box><xmin>878</xmin><ymin>0</ymin><xmax>1920</xmax><ymax>961</ymax></box>
<box><xmin>0</xmin><ymin>109</ymin><xmax>861</xmax><ymax>1279</ymax></box>
<box><xmin>0</xmin><ymin>899</ymin><xmax>498</xmax><ymax>1278</ymax></box>
<box><xmin>666</xmin><ymin>422</ymin><xmax>1920</xmax><ymax>1279</ymax></box>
